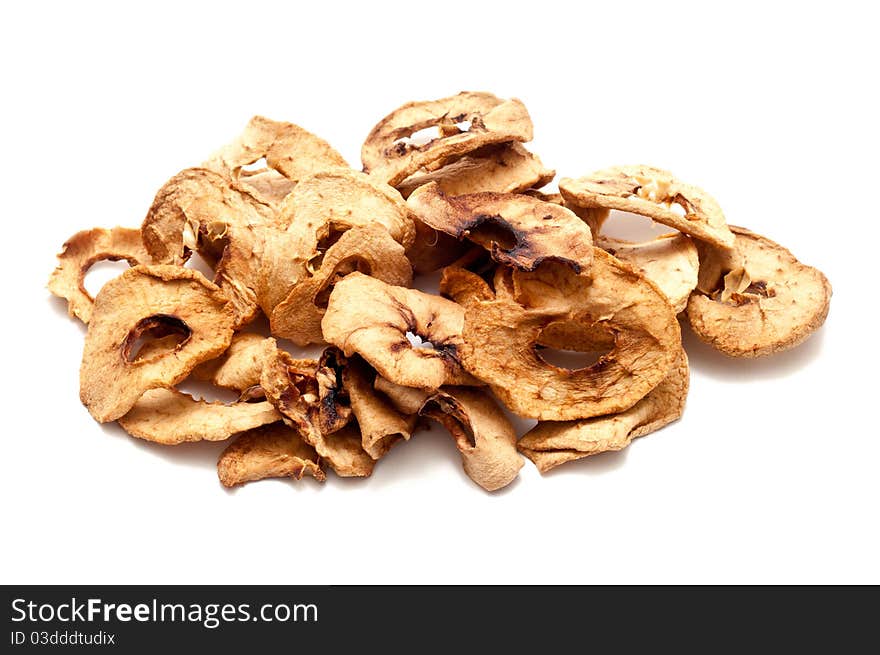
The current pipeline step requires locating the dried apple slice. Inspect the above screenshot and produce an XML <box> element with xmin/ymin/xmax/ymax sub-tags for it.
<box><xmin>218</xmin><ymin>423</ymin><xmax>326</xmax><ymax>487</ymax></box>
<box><xmin>141</xmin><ymin>167</ymin><xmax>271</xmax><ymax>265</ymax></box>
<box><xmin>118</xmin><ymin>389</ymin><xmax>280</xmax><ymax>445</ymax></box>
<box><xmin>277</xmin><ymin>168</ymin><xmax>416</xmax><ymax>248</ymax></box>
<box><xmin>260</xmin><ymin>348</ymin><xmax>373</xmax><ymax>477</ymax></box>
<box><xmin>404</xmin><ymin>217</ymin><xmax>470</xmax><ymax>274</ymax></box>
<box><xmin>596</xmin><ymin>233</ymin><xmax>699</xmax><ymax>313</ymax></box>
<box><xmin>559</xmin><ymin>165</ymin><xmax>735</xmax><ymax>249</ymax></box>
<box><xmin>48</xmin><ymin>227</ymin><xmax>153</xmax><ymax>324</ymax></box>
<box><xmin>80</xmin><ymin>265</ymin><xmax>235</xmax><ymax>423</ymax></box>
<box><xmin>407</xmin><ymin>182</ymin><xmax>593</xmax><ymax>273</ymax></box>
<box><xmin>419</xmin><ymin>387</ymin><xmax>523</xmax><ymax>492</ymax></box>
<box><xmin>362</xmin><ymin>92</ymin><xmax>533</xmax><ymax>186</ymax></box>
<box><xmin>344</xmin><ymin>358</ymin><xmax>416</xmax><ymax>459</ymax></box>
<box><xmin>269</xmin><ymin>224</ymin><xmax>413</xmax><ymax>346</ymax></box>
<box><xmin>370</xmin><ymin>379</ymin><xmax>522</xmax><ymax>491</ymax></box>
<box><xmin>459</xmin><ymin>251</ymin><xmax>680</xmax><ymax>420</ymax></box>
<box><xmin>203</xmin><ymin>115</ymin><xmax>347</xmax><ymax>185</ymax></box>
<box><xmin>232</xmin><ymin>168</ymin><xmax>297</xmax><ymax>209</ymax></box>
<box><xmin>373</xmin><ymin>377</ymin><xmax>431</xmax><ymax>415</ymax></box>
<box><xmin>396</xmin><ymin>142</ymin><xmax>553</xmax><ymax>199</ymax></box>
<box><xmin>686</xmin><ymin>226</ymin><xmax>831</xmax><ymax>357</ymax></box>
<box><xmin>322</xmin><ymin>273</ymin><xmax>478</xmax><ymax>390</ymax></box>
<box><xmin>191</xmin><ymin>333</ymin><xmax>273</xmax><ymax>392</ymax></box>
<box><xmin>518</xmin><ymin>349</ymin><xmax>689</xmax><ymax>472</ymax></box>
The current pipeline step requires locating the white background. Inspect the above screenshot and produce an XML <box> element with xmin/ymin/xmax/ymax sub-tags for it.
<box><xmin>1</xmin><ymin>1</ymin><xmax>877</xmax><ymax>584</ymax></box>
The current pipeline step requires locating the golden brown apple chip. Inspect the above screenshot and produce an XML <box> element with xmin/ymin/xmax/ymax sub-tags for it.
<box><xmin>118</xmin><ymin>389</ymin><xmax>281</xmax><ymax>445</ymax></box>
<box><xmin>372</xmin><ymin>377</ymin><xmax>521</xmax><ymax>489</ymax></box>
<box><xmin>48</xmin><ymin>227</ymin><xmax>153</xmax><ymax>324</ymax></box>
<box><xmin>596</xmin><ymin>233</ymin><xmax>699</xmax><ymax>313</ymax></box>
<box><xmin>396</xmin><ymin>143</ymin><xmax>554</xmax><ymax>199</ymax></box>
<box><xmin>373</xmin><ymin>377</ymin><xmax>431</xmax><ymax>415</ymax></box>
<box><xmin>269</xmin><ymin>224</ymin><xmax>413</xmax><ymax>346</ymax></box>
<box><xmin>459</xmin><ymin>251</ymin><xmax>680</xmax><ymax>420</ymax></box>
<box><xmin>203</xmin><ymin>115</ymin><xmax>347</xmax><ymax>185</ymax></box>
<box><xmin>407</xmin><ymin>182</ymin><xmax>593</xmax><ymax>273</ymax></box>
<box><xmin>518</xmin><ymin>349</ymin><xmax>689</xmax><ymax>472</ymax></box>
<box><xmin>277</xmin><ymin>168</ymin><xmax>416</xmax><ymax>249</ymax></box>
<box><xmin>419</xmin><ymin>387</ymin><xmax>523</xmax><ymax>492</ymax></box>
<box><xmin>218</xmin><ymin>422</ymin><xmax>325</xmax><ymax>487</ymax></box>
<box><xmin>141</xmin><ymin>168</ymin><xmax>275</xmax><ymax>327</ymax></box>
<box><xmin>362</xmin><ymin>92</ymin><xmax>534</xmax><ymax>186</ymax></box>
<box><xmin>559</xmin><ymin>165</ymin><xmax>735</xmax><ymax>249</ymax></box>
<box><xmin>686</xmin><ymin>226</ymin><xmax>831</xmax><ymax>357</ymax></box>
<box><xmin>141</xmin><ymin>168</ymin><xmax>272</xmax><ymax>265</ymax></box>
<box><xmin>191</xmin><ymin>333</ymin><xmax>272</xmax><ymax>391</ymax></box>
<box><xmin>260</xmin><ymin>348</ymin><xmax>373</xmax><ymax>477</ymax></box>
<box><xmin>344</xmin><ymin>358</ymin><xmax>416</xmax><ymax>459</ymax></box>
<box><xmin>322</xmin><ymin>272</ymin><xmax>478</xmax><ymax>390</ymax></box>
<box><xmin>80</xmin><ymin>266</ymin><xmax>235</xmax><ymax>423</ymax></box>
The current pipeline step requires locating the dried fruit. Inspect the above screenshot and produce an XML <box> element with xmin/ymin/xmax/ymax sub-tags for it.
<box><xmin>269</xmin><ymin>224</ymin><xmax>413</xmax><ymax>346</ymax></box>
<box><xmin>374</xmin><ymin>376</ymin><xmax>431</xmax><ymax>415</ymax></box>
<box><xmin>231</xmin><ymin>168</ymin><xmax>297</xmax><ymax>210</ymax></box>
<box><xmin>419</xmin><ymin>387</ymin><xmax>523</xmax><ymax>491</ymax></box>
<box><xmin>118</xmin><ymin>389</ymin><xmax>281</xmax><ymax>445</ymax></box>
<box><xmin>686</xmin><ymin>226</ymin><xmax>831</xmax><ymax>356</ymax></box>
<box><xmin>322</xmin><ymin>273</ymin><xmax>478</xmax><ymax>390</ymax></box>
<box><xmin>191</xmin><ymin>333</ymin><xmax>272</xmax><ymax>391</ymax></box>
<box><xmin>204</xmin><ymin>115</ymin><xmax>347</xmax><ymax>186</ymax></box>
<box><xmin>596</xmin><ymin>233</ymin><xmax>699</xmax><ymax>313</ymax></box>
<box><xmin>217</xmin><ymin>423</ymin><xmax>325</xmax><ymax>487</ymax></box>
<box><xmin>459</xmin><ymin>252</ymin><xmax>680</xmax><ymax>420</ymax></box>
<box><xmin>559</xmin><ymin>165</ymin><xmax>735</xmax><ymax>249</ymax></box>
<box><xmin>141</xmin><ymin>168</ymin><xmax>274</xmax><ymax>327</ymax></box>
<box><xmin>48</xmin><ymin>227</ymin><xmax>153</xmax><ymax>324</ymax></box>
<box><xmin>408</xmin><ymin>182</ymin><xmax>593</xmax><ymax>273</ymax></box>
<box><xmin>80</xmin><ymin>265</ymin><xmax>234</xmax><ymax>423</ymax></box>
<box><xmin>521</xmin><ymin>189</ymin><xmax>564</xmax><ymax>204</ymax></box>
<box><xmin>439</xmin><ymin>265</ymin><xmax>496</xmax><ymax>306</ymax></box>
<box><xmin>518</xmin><ymin>349</ymin><xmax>689</xmax><ymax>472</ymax></box>
<box><xmin>362</xmin><ymin>92</ymin><xmax>533</xmax><ymax>186</ymax></box>
<box><xmin>278</xmin><ymin>168</ymin><xmax>416</xmax><ymax>248</ymax></box>
<box><xmin>141</xmin><ymin>168</ymin><xmax>271</xmax><ymax>266</ymax></box>
<box><xmin>344</xmin><ymin>358</ymin><xmax>416</xmax><ymax>459</ymax></box>
<box><xmin>314</xmin><ymin>347</ymin><xmax>354</xmax><ymax>435</ymax></box>
<box><xmin>260</xmin><ymin>347</ymin><xmax>374</xmax><ymax>477</ymax></box>
<box><xmin>396</xmin><ymin>142</ymin><xmax>553</xmax><ymax>199</ymax></box>
<box><xmin>371</xmin><ymin>380</ymin><xmax>522</xmax><ymax>490</ymax></box>
<box><xmin>52</xmin><ymin>92</ymin><xmax>831</xmax><ymax>493</ymax></box>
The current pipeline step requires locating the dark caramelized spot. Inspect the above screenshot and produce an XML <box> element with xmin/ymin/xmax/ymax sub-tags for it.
<box><xmin>745</xmin><ymin>280</ymin><xmax>775</xmax><ymax>298</ymax></box>
<box><xmin>465</xmin><ymin>214</ymin><xmax>520</xmax><ymax>250</ymax></box>
<box><xmin>421</xmin><ymin>397</ymin><xmax>476</xmax><ymax>448</ymax></box>
<box><xmin>122</xmin><ymin>314</ymin><xmax>191</xmax><ymax>363</ymax></box>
